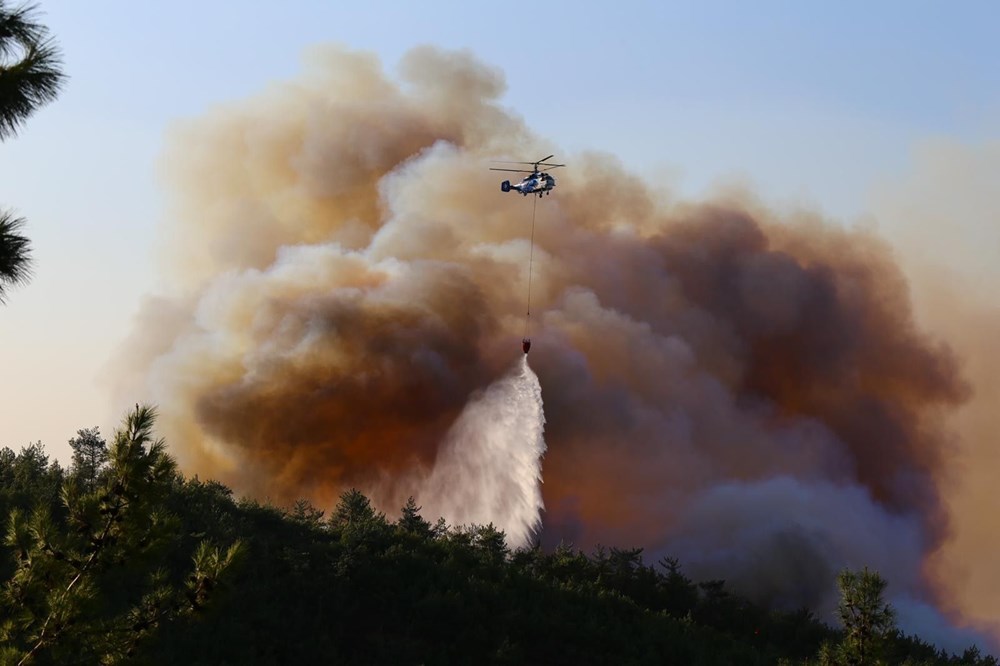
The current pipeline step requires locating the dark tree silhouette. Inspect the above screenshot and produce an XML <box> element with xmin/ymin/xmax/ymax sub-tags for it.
<box><xmin>0</xmin><ymin>1</ymin><xmax>65</xmax><ymax>303</ymax></box>
<box><xmin>330</xmin><ymin>488</ymin><xmax>381</xmax><ymax>529</ymax></box>
<box><xmin>0</xmin><ymin>0</ymin><xmax>64</xmax><ymax>139</ymax></box>
<box><xmin>0</xmin><ymin>211</ymin><xmax>32</xmax><ymax>303</ymax></box>
<box><xmin>397</xmin><ymin>496</ymin><xmax>432</xmax><ymax>537</ymax></box>
<box><xmin>1</xmin><ymin>426</ymin><xmax>996</xmax><ymax>664</ymax></box>
<box><xmin>68</xmin><ymin>426</ymin><xmax>108</xmax><ymax>491</ymax></box>
<box><xmin>0</xmin><ymin>405</ymin><xmax>242</xmax><ymax>665</ymax></box>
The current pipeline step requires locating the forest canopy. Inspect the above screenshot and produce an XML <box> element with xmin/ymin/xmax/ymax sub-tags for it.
<box><xmin>0</xmin><ymin>406</ymin><xmax>995</xmax><ymax>666</ymax></box>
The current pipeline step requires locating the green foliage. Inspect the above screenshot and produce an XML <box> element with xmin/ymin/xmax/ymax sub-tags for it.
<box><xmin>288</xmin><ymin>498</ymin><xmax>325</xmax><ymax>528</ymax></box>
<box><xmin>397</xmin><ymin>496</ymin><xmax>432</xmax><ymax>537</ymax></box>
<box><xmin>67</xmin><ymin>427</ymin><xmax>108</xmax><ymax>492</ymax></box>
<box><xmin>832</xmin><ymin>567</ymin><xmax>897</xmax><ymax>665</ymax></box>
<box><xmin>805</xmin><ymin>568</ymin><xmax>999</xmax><ymax>666</ymax></box>
<box><xmin>0</xmin><ymin>0</ymin><xmax>66</xmax><ymax>140</ymax></box>
<box><xmin>0</xmin><ymin>1</ymin><xmax>65</xmax><ymax>303</ymax></box>
<box><xmin>0</xmin><ymin>211</ymin><xmax>32</xmax><ymax>303</ymax></box>
<box><xmin>2</xmin><ymin>417</ymin><xmax>997</xmax><ymax>665</ymax></box>
<box><xmin>0</xmin><ymin>405</ymin><xmax>242</xmax><ymax>665</ymax></box>
<box><xmin>330</xmin><ymin>487</ymin><xmax>383</xmax><ymax>530</ymax></box>
<box><xmin>0</xmin><ymin>441</ymin><xmax>64</xmax><ymax>538</ymax></box>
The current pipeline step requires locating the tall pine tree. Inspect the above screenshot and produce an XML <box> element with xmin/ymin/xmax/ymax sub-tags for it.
<box><xmin>68</xmin><ymin>427</ymin><xmax>107</xmax><ymax>491</ymax></box>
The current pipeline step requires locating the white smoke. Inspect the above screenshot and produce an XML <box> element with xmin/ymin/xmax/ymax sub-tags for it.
<box><xmin>418</xmin><ymin>356</ymin><xmax>547</xmax><ymax>549</ymax></box>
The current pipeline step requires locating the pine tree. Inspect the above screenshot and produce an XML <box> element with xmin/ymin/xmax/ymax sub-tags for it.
<box><xmin>0</xmin><ymin>1</ymin><xmax>66</xmax><ymax>303</ymax></box>
<box><xmin>289</xmin><ymin>498</ymin><xmax>326</xmax><ymax>528</ymax></box>
<box><xmin>471</xmin><ymin>523</ymin><xmax>508</xmax><ymax>564</ymax></box>
<box><xmin>833</xmin><ymin>567</ymin><xmax>896</xmax><ymax>665</ymax></box>
<box><xmin>330</xmin><ymin>488</ymin><xmax>381</xmax><ymax>529</ymax></box>
<box><xmin>68</xmin><ymin>427</ymin><xmax>108</xmax><ymax>491</ymax></box>
<box><xmin>397</xmin><ymin>496</ymin><xmax>432</xmax><ymax>537</ymax></box>
<box><xmin>0</xmin><ymin>0</ymin><xmax>65</xmax><ymax>139</ymax></box>
<box><xmin>0</xmin><ymin>405</ymin><xmax>242</xmax><ymax>665</ymax></box>
<box><xmin>0</xmin><ymin>211</ymin><xmax>32</xmax><ymax>303</ymax></box>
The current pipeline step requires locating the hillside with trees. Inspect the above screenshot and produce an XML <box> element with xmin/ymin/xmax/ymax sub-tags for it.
<box><xmin>1</xmin><ymin>406</ymin><xmax>996</xmax><ymax>665</ymax></box>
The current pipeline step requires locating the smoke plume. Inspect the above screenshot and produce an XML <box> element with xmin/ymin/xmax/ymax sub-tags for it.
<box><xmin>870</xmin><ymin>139</ymin><xmax>1000</xmax><ymax>645</ymax></box>
<box><xmin>115</xmin><ymin>45</ymin><xmax>995</xmax><ymax>649</ymax></box>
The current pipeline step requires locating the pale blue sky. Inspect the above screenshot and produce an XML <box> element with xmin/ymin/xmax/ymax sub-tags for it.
<box><xmin>1</xmin><ymin>0</ymin><xmax>998</xmax><ymax>459</ymax></box>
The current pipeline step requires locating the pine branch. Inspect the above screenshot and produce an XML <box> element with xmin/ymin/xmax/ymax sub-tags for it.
<box><xmin>0</xmin><ymin>210</ymin><xmax>32</xmax><ymax>302</ymax></box>
<box><xmin>0</xmin><ymin>1</ymin><xmax>65</xmax><ymax>140</ymax></box>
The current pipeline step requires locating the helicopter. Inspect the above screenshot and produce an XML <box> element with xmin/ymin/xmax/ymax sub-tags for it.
<box><xmin>490</xmin><ymin>154</ymin><xmax>565</xmax><ymax>197</ymax></box>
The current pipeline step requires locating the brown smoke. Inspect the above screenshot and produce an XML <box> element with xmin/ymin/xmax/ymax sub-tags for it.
<box><xmin>870</xmin><ymin>139</ymin><xmax>1000</xmax><ymax>641</ymax></box>
<box><xmin>116</xmin><ymin>46</ymin><xmax>992</xmax><ymax>647</ymax></box>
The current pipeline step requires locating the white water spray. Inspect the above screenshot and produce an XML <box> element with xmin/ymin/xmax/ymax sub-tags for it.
<box><xmin>419</xmin><ymin>356</ymin><xmax>547</xmax><ymax>549</ymax></box>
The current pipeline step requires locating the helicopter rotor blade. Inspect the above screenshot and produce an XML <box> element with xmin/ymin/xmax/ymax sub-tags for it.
<box><xmin>489</xmin><ymin>155</ymin><xmax>565</xmax><ymax>172</ymax></box>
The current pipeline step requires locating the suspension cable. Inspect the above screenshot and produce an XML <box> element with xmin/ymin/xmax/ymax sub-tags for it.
<box><xmin>524</xmin><ymin>194</ymin><xmax>538</xmax><ymax>340</ymax></box>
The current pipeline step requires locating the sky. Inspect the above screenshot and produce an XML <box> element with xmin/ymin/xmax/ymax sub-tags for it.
<box><xmin>1</xmin><ymin>0</ymin><xmax>998</xmax><ymax>461</ymax></box>
<box><xmin>3</xmin><ymin>0</ymin><xmax>1000</xmax><ymax>651</ymax></box>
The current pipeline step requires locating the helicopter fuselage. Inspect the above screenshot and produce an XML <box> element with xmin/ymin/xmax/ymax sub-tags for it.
<box><xmin>492</xmin><ymin>155</ymin><xmax>564</xmax><ymax>198</ymax></box>
<box><xmin>501</xmin><ymin>171</ymin><xmax>556</xmax><ymax>197</ymax></box>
